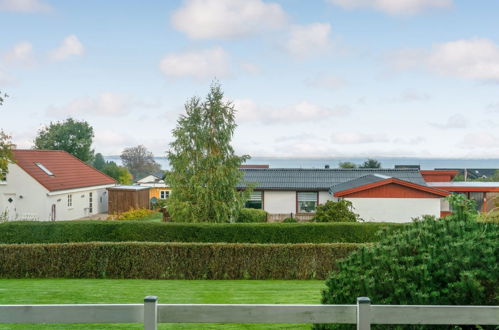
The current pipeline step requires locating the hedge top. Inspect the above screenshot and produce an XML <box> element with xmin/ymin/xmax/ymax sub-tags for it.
<box><xmin>0</xmin><ymin>221</ymin><xmax>403</xmax><ymax>244</ymax></box>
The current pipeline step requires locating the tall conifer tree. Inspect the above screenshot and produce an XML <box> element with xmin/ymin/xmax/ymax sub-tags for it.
<box><xmin>167</xmin><ymin>83</ymin><xmax>249</xmax><ymax>222</ymax></box>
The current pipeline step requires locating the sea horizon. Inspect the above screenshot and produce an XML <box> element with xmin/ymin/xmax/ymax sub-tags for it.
<box><xmin>104</xmin><ymin>156</ymin><xmax>499</xmax><ymax>171</ymax></box>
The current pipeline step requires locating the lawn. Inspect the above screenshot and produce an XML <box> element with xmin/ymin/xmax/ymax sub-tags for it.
<box><xmin>0</xmin><ymin>279</ymin><xmax>325</xmax><ymax>330</ymax></box>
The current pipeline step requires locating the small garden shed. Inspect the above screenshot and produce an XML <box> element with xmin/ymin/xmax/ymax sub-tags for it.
<box><xmin>107</xmin><ymin>185</ymin><xmax>150</xmax><ymax>214</ymax></box>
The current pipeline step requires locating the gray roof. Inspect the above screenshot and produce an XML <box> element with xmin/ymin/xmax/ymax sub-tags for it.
<box><xmin>240</xmin><ymin>168</ymin><xmax>427</xmax><ymax>190</ymax></box>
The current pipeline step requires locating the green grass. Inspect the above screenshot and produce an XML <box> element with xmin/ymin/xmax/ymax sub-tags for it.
<box><xmin>0</xmin><ymin>279</ymin><xmax>325</xmax><ymax>329</ymax></box>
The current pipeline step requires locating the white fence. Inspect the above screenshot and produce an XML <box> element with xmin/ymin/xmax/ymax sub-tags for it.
<box><xmin>0</xmin><ymin>297</ymin><xmax>498</xmax><ymax>330</ymax></box>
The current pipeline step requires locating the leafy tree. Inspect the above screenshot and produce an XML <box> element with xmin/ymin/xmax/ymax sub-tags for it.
<box><xmin>316</xmin><ymin>197</ymin><xmax>497</xmax><ymax>330</ymax></box>
<box><xmin>120</xmin><ymin>145</ymin><xmax>161</xmax><ymax>180</ymax></box>
<box><xmin>338</xmin><ymin>161</ymin><xmax>357</xmax><ymax>169</ymax></box>
<box><xmin>167</xmin><ymin>82</ymin><xmax>249</xmax><ymax>223</ymax></box>
<box><xmin>359</xmin><ymin>158</ymin><xmax>381</xmax><ymax>168</ymax></box>
<box><xmin>0</xmin><ymin>91</ymin><xmax>13</xmax><ymax>180</ymax></box>
<box><xmin>34</xmin><ymin>118</ymin><xmax>94</xmax><ymax>163</ymax></box>
<box><xmin>92</xmin><ymin>153</ymin><xmax>106</xmax><ymax>171</ymax></box>
<box><xmin>313</xmin><ymin>200</ymin><xmax>359</xmax><ymax>222</ymax></box>
<box><xmin>101</xmin><ymin>161</ymin><xmax>133</xmax><ymax>185</ymax></box>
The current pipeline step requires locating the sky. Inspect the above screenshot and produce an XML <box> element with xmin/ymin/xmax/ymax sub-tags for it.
<box><xmin>1</xmin><ymin>0</ymin><xmax>499</xmax><ymax>159</ymax></box>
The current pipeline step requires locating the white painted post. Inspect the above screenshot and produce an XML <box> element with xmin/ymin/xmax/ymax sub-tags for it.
<box><xmin>144</xmin><ymin>296</ymin><xmax>158</xmax><ymax>330</ymax></box>
<box><xmin>357</xmin><ymin>297</ymin><xmax>371</xmax><ymax>330</ymax></box>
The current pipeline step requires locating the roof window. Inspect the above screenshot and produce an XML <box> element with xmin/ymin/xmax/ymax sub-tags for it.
<box><xmin>35</xmin><ymin>162</ymin><xmax>54</xmax><ymax>176</ymax></box>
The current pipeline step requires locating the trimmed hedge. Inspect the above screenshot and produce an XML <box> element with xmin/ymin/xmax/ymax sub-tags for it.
<box><xmin>236</xmin><ymin>208</ymin><xmax>267</xmax><ymax>223</ymax></box>
<box><xmin>0</xmin><ymin>221</ymin><xmax>402</xmax><ymax>244</ymax></box>
<box><xmin>0</xmin><ymin>242</ymin><xmax>360</xmax><ymax>280</ymax></box>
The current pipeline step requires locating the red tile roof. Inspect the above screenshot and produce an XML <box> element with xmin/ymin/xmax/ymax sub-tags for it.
<box><xmin>12</xmin><ymin>149</ymin><xmax>116</xmax><ymax>192</ymax></box>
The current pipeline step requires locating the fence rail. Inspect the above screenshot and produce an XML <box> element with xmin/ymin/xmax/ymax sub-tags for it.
<box><xmin>0</xmin><ymin>297</ymin><xmax>498</xmax><ymax>330</ymax></box>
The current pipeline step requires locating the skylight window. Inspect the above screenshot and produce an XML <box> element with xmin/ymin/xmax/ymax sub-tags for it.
<box><xmin>35</xmin><ymin>162</ymin><xmax>54</xmax><ymax>176</ymax></box>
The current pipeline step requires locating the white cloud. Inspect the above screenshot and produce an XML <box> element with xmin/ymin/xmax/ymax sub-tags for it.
<box><xmin>49</xmin><ymin>35</ymin><xmax>84</xmax><ymax>61</ymax></box>
<box><xmin>460</xmin><ymin>133</ymin><xmax>499</xmax><ymax>148</ymax></box>
<box><xmin>327</xmin><ymin>0</ymin><xmax>452</xmax><ymax>15</ymax></box>
<box><xmin>159</xmin><ymin>47</ymin><xmax>231</xmax><ymax>80</ymax></box>
<box><xmin>392</xmin><ymin>90</ymin><xmax>430</xmax><ymax>102</ymax></box>
<box><xmin>234</xmin><ymin>99</ymin><xmax>351</xmax><ymax>123</ymax></box>
<box><xmin>487</xmin><ymin>102</ymin><xmax>499</xmax><ymax>113</ymax></box>
<box><xmin>171</xmin><ymin>0</ymin><xmax>287</xmax><ymax>40</ymax></box>
<box><xmin>430</xmin><ymin>114</ymin><xmax>467</xmax><ymax>129</ymax></box>
<box><xmin>305</xmin><ymin>74</ymin><xmax>347</xmax><ymax>89</ymax></box>
<box><xmin>3</xmin><ymin>41</ymin><xmax>35</xmax><ymax>66</ymax></box>
<box><xmin>240</xmin><ymin>62</ymin><xmax>261</xmax><ymax>75</ymax></box>
<box><xmin>0</xmin><ymin>0</ymin><xmax>51</xmax><ymax>12</ymax></box>
<box><xmin>389</xmin><ymin>38</ymin><xmax>499</xmax><ymax>82</ymax></box>
<box><xmin>285</xmin><ymin>23</ymin><xmax>332</xmax><ymax>58</ymax></box>
<box><xmin>46</xmin><ymin>92</ymin><xmax>134</xmax><ymax>117</ymax></box>
<box><xmin>331</xmin><ymin>132</ymin><xmax>389</xmax><ymax>144</ymax></box>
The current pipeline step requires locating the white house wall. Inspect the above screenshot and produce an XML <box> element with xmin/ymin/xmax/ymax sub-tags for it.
<box><xmin>0</xmin><ymin>164</ymin><xmax>49</xmax><ymax>221</ymax></box>
<box><xmin>263</xmin><ymin>191</ymin><xmax>296</xmax><ymax>214</ymax></box>
<box><xmin>345</xmin><ymin>197</ymin><xmax>441</xmax><ymax>223</ymax></box>
<box><xmin>318</xmin><ymin>191</ymin><xmax>333</xmax><ymax>204</ymax></box>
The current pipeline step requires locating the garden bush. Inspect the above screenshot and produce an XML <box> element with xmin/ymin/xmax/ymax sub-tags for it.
<box><xmin>0</xmin><ymin>221</ymin><xmax>402</xmax><ymax>244</ymax></box>
<box><xmin>315</xmin><ymin>213</ymin><xmax>499</xmax><ymax>329</ymax></box>
<box><xmin>107</xmin><ymin>208</ymin><xmax>156</xmax><ymax>221</ymax></box>
<box><xmin>282</xmin><ymin>217</ymin><xmax>298</xmax><ymax>223</ymax></box>
<box><xmin>0</xmin><ymin>242</ymin><xmax>359</xmax><ymax>280</ymax></box>
<box><xmin>236</xmin><ymin>208</ymin><xmax>267</xmax><ymax>223</ymax></box>
<box><xmin>313</xmin><ymin>200</ymin><xmax>359</xmax><ymax>222</ymax></box>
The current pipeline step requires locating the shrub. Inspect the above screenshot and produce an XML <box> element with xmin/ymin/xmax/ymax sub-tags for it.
<box><xmin>0</xmin><ymin>242</ymin><xmax>360</xmax><ymax>280</ymax></box>
<box><xmin>107</xmin><ymin>208</ymin><xmax>156</xmax><ymax>221</ymax></box>
<box><xmin>313</xmin><ymin>200</ymin><xmax>358</xmax><ymax>222</ymax></box>
<box><xmin>316</xmin><ymin>215</ymin><xmax>498</xmax><ymax>329</ymax></box>
<box><xmin>0</xmin><ymin>221</ymin><xmax>403</xmax><ymax>244</ymax></box>
<box><xmin>235</xmin><ymin>208</ymin><xmax>267</xmax><ymax>223</ymax></box>
<box><xmin>282</xmin><ymin>217</ymin><xmax>298</xmax><ymax>223</ymax></box>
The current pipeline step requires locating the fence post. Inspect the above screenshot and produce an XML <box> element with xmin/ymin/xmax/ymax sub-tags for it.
<box><xmin>357</xmin><ymin>297</ymin><xmax>371</xmax><ymax>330</ymax></box>
<box><xmin>144</xmin><ymin>296</ymin><xmax>158</xmax><ymax>330</ymax></box>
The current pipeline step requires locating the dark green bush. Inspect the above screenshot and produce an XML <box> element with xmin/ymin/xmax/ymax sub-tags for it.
<box><xmin>282</xmin><ymin>217</ymin><xmax>298</xmax><ymax>223</ymax></box>
<box><xmin>236</xmin><ymin>208</ymin><xmax>267</xmax><ymax>223</ymax></box>
<box><xmin>0</xmin><ymin>242</ymin><xmax>360</xmax><ymax>280</ymax></box>
<box><xmin>313</xmin><ymin>200</ymin><xmax>358</xmax><ymax>222</ymax></box>
<box><xmin>0</xmin><ymin>221</ymin><xmax>402</xmax><ymax>244</ymax></box>
<box><xmin>316</xmin><ymin>216</ymin><xmax>499</xmax><ymax>329</ymax></box>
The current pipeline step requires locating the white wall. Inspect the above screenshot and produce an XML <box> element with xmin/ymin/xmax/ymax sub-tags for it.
<box><xmin>345</xmin><ymin>198</ymin><xmax>441</xmax><ymax>223</ymax></box>
<box><xmin>263</xmin><ymin>191</ymin><xmax>296</xmax><ymax>214</ymax></box>
<box><xmin>0</xmin><ymin>163</ymin><xmax>111</xmax><ymax>221</ymax></box>
<box><xmin>319</xmin><ymin>191</ymin><xmax>333</xmax><ymax>204</ymax></box>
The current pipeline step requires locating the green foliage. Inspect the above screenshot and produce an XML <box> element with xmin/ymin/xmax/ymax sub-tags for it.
<box><xmin>283</xmin><ymin>217</ymin><xmax>298</xmax><ymax>223</ymax></box>
<box><xmin>453</xmin><ymin>169</ymin><xmax>499</xmax><ymax>182</ymax></box>
<box><xmin>0</xmin><ymin>242</ymin><xmax>358</xmax><ymax>280</ymax></box>
<box><xmin>0</xmin><ymin>90</ymin><xmax>7</xmax><ymax>106</ymax></box>
<box><xmin>0</xmin><ymin>130</ymin><xmax>13</xmax><ymax>180</ymax></box>
<box><xmin>167</xmin><ymin>82</ymin><xmax>249</xmax><ymax>223</ymax></box>
<box><xmin>120</xmin><ymin>144</ymin><xmax>161</xmax><ymax>180</ymax></box>
<box><xmin>107</xmin><ymin>208</ymin><xmax>157</xmax><ymax>220</ymax></box>
<box><xmin>236</xmin><ymin>208</ymin><xmax>267</xmax><ymax>223</ymax></box>
<box><xmin>359</xmin><ymin>158</ymin><xmax>381</xmax><ymax>168</ymax></box>
<box><xmin>92</xmin><ymin>152</ymin><xmax>106</xmax><ymax>170</ymax></box>
<box><xmin>338</xmin><ymin>162</ymin><xmax>357</xmax><ymax>169</ymax></box>
<box><xmin>313</xmin><ymin>200</ymin><xmax>359</xmax><ymax>222</ymax></box>
<box><xmin>446</xmin><ymin>193</ymin><xmax>478</xmax><ymax>222</ymax></box>
<box><xmin>33</xmin><ymin>118</ymin><xmax>95</xmax><ymax>162</ymax></box>
<box><xmin>316</xmin><ymin>216</ymin><xmax>498</xmax><ymax>329</ymax></box>
<box><xmin>0</xmin><ymin>221</ymin><xmax>403</xmax><ymax>244</ymax></box>
<box><xmin>101</xmin><ymin>161</ymin><xmax>132</xmax><ymax>184</ymax></box>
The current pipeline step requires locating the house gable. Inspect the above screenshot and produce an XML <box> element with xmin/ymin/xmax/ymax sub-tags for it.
<box><xmin>334</xmin><ymin>178</ymin><xmax>450</xmax><ymax>198</ymax></box>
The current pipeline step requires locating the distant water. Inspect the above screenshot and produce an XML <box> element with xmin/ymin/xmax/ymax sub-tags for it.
<box><xmin>105</xmin><ymin>156</ymin><xmax>499</xmax><ymax>170</ymax></box>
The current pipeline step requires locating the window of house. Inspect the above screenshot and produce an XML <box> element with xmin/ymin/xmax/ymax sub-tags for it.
<box><xmin>297</xmin><ymin>192</ymin><xmax>317</xmax><ymax>213</ymax></box>
<box><xmin>160</xmin><ymin>190</ymin><xmax>170</xmax><ymax>199</ymax></box>
<box><xmin>245</xmin><ymin>191</ymin><xmax>263</xmax><ymax>209</ymax></box>
<box><xmin>67</xmin><ymin>194</ymin><xmax>72</xmax><ymax>208</ymax></box>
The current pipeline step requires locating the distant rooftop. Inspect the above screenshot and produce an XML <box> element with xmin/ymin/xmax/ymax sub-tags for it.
<box><xmin>108</xmin><ymin>185</ymin><xmax>149</xmax><ymax>191</ymax></box>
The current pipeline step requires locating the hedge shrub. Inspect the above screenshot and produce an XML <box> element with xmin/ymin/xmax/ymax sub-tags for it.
<box><xmin>236</xmin><ymin>208</ymin><xmax>267</xmax><ymax>223</ymax></box>
<box><xmin>0</xmin><ymin>242</ymin><xmax>360</xmax><ymax>280</ymax></box>
<box><xmin>315</xmin><ymin>216</ymin><xmax>499</xmax><ymax>329</ymax></box>
<box><xmin>0</xmin><ymin>221</ymin><xmax>402</xmax><ymax>244</ymax></box>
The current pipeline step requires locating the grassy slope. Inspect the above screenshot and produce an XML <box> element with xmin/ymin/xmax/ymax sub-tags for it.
<box><xmin>0</xmin><ymin>279</ymin><xmax>324</xmax><ymax>330</ymax></box>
